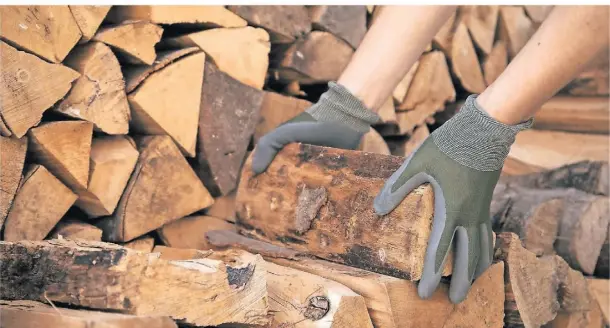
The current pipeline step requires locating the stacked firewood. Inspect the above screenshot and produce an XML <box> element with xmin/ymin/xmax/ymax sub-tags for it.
<box><xmin>0</xmin><ymin>5</ymin><xmax>608</xmax><ymax>328</ymax></box>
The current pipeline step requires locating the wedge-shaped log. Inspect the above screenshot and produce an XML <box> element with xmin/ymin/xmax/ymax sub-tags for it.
<box><xmin>308</xmin><ymin>6</ymin><xmax>367</xmax><ymax>49</ymax></box>
<box><xmin>393</xmin><ymin>61</ymin><xmax>419</xmax><ymax>106</ymax></box>
<box><xmin>0</xmin><ymin>239</ymin><xmax>269</xmax><ymax>327</ymax></box>
<box><xmin>587</xmin><ymin>278</ymin><xmax>610</xmax><ymax>325</ymax></box>
<box><xmin>236</xmin><ymin>143</ymin><xmax>452</xmax><ymax>280</ymax></box>
<box><xmin>48</xmin><ymin>220</ymin><xmax>103</xmax><ymax>241</ymax></box>
<box><xmin>483</xmin><ymin>40</ymin><xmax>508</xmax><ymax>85</ymax></box>
<box><xmin>106</xmin><ymin>5</ymin><xmax>247</xmax><ymax>27</ymax></box>
<box><xmin>533</xmin><ymin>97</ymin><xmax>609</xmax><ymax>134</ymax></box>
<box><xmin>254</xmin><ymin>91</ymin><xmax>312</xmax><ymax>143</ymax></box>
<box><xmin>0</xmin><ymin>6</ymin><xmax>81</xmax><ymax>63</ymax></box>
<box><xmin>358</xmin><ymin>129</ymin><xmax>391</xmax><ymax>155</ymax></box>
<box><xmin>0</xmin><ymin>137</ymin><xmax>27</xmax><ymax>227</ymax></box>
<box><xmin>450</xmin><ymin>23</ymin><xmax>486</xmax><ymax>93</ymax></box>
<box><xmin>205</xmin><ymin>192</ymin><xmax>237</xmax><ymax>222</ymax></box>
<box><xmin>93</xmin><ymin>22</ymin><xmax>163</xmax><ymax>65</ymax></box>
<box><xmin>499</xmin><ymin>6</ymin><xmax>535</xmax><ymax>59</ymax></box>
<box><xmin>460</xmin><ymin>6</ymin><xmax>499</xmax><ymax>55</ymax></box>
<box><xmin>69</xmin><ymin>5</ymin><xmax>112</xmax><ymax>43</ymax></box>
<box><xmin>0</xmin><ymin>41</ymin><xmax>80</xmax><ymax>138</ymax></box>
<box><xmin>524</xmin><ymin>5</ymin><xmax>554</xmax><ymax>23</ymax></box>
<box><xmin>158</xmin><ymin>215</ymin><xmax>236</xmax><ymax>250</ymax></box>
<box><xmin>227</xmin><ymin>6</ymin><xmax>311</xmax><ymax>43</ymax></box>
<box><xmin>55</xmin><ymin>42</ymin><xmax>131</xmax><ymax>135</ymax></box>
<box><xmin>98</xmin><ymin>136</ymin><xmax>214</xmax><ymax>242</ymax></box>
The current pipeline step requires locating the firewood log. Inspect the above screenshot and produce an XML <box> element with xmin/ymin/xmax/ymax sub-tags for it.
<box><xmin>433</xmin><ymin>11</ymin><xmax>457</xmax><ymax>54</ymax></box>
<box><xmin>0</xmin><ymin>239</ymin><xmax>269</xmax><ymax>327</ymax></box>
<box><xmin>483</xmin><ymin>40</ymin><xmax>508</xmax><ymax>85</ymax></box>
<box><xmin>562</xmin><ymin>50</ymin><xmax>609</xmax><ymax>97</ymax></box>
<box><xmin>450</xmin><ymin>22</ymin><xmax>486</xmax><ymax>93</ymax></box>
<box><xmin>3</xmin><ymin>165</ymin><xmax>77</xmax><ymax>241</ymax></box>
<box><xmin>393</xmin><ymin>61</ymin><xmax>420</xmax><ymax>105</ymax></box>
<box><xmin>106</xmin><ymin>5</ymin><xmax>247</xmax><ymax>27</ymax></box>
<box><xmin>460</xmin><ymin>6</ymin><xmax>500</xmax><ymax>55</ymax></box>
<box><xmin>0</xmin><ymin>137</ymin><xmax>27</xmax><ymax>227</ymax></box>
<box><xmin>358</xmin><ymin>129</ymin><xmax>391</xmax><ymax>155</ymax></box>
<box><xmin>308</xmin><ymin>6</ymin><xmax>368</xmax><ymax>49</ymax></box>
<box><xmin>499</xmin><ymin>6</ymin><xmax>536</xmax><ymax>59</ymax></box>
<box><xmin>533</xmin><ymin>97</ymin><xmax>609</xmax><ymax>134</ymax></box>
<box><xmin>553</xmin><ymin>255</ymin><xmax>592</xmax><ymax>312</ymax></box>
<box><xmin>524</xmin><ymin>6</ymin><xmax>554</xmax><ymax>23</ymax></box>
<box><xmin>55</xmin><ymin>42</ymin><xmax>130</xmax><ymax>135</ymax></box>
<box><xmin>0</xmin><ymin>6</ymin><xmax>81</xmax><ymax>63</ymax></box>
<box><xmin>128</xmin><ymin>52</ymin><xmax>206</xmax><ymax>157</ymax></box>
<box><xmin>0</xmin><ymin>41</ymin><xmax>80</xmax><ymax>138</ymax></box>
<box><xmin>595</xmin><ymin>234</ymin><xmax>609</xmax><ymax>278</ymax></box>
<box><xmin>205</xmin><ymin>192</ymin><xmax>237</xmax><ymax>222</ymax></box>
<box><xmin>374</xmin><ymin>97</ymin><xmax>401</xmax><ymax>136</ymax></box>
<box><xmin>227</xmin><ymin>6</ymin><xmax>311</xmax><ymax>43</ymax></box>
<box><xmin>69</xmin><ymin>5</ymin><xmax>112</xmax><ymax>43</ymax></box>
<box><xmin>152</xmin><ymin>246</ymin><xmax>210</xmax><ymax>260</ymax></box>
<box><xmin>158</xmin><ymin>215</ymin><xmax>236</xmax><ymax>250</ymax></box>
<box><xmin>386</xmin><ymin>125</ymin><xmax>430</xmax><ymax>158</ymax></box>
<box><xmin>548</xmin><ymin>310</ymin><xmax>604</xmax><ymax>328</ymax></box>
<box><xmin>48</xmin><ymin>220</ymin><xmax>103</xmax><ymax>241</ymax></box>
<box><xmin>122</xmin><ymin>236</ymin><xmax>155</xmax><ymax>253</ymax></box>
<box><xmin>254</xmin><ymin>91</ymin><xmax>312</xmax><ymax>143</ymax></box>
<box><xmin>93</xmin><ymin>22</ymin><xmax>163</xmax><ymax>65</ymax></box>
<box><xmin>97</xmin><ymin>136</ymin><xmax>214</xmax><ymax>242</ymax></box>
<box><xmin>587</xmin><ymin>278</ymin><xmax>610</xmax><ymax>325</ymax></box>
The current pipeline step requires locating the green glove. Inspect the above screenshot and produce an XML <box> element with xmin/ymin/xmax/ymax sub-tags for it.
<box><xmin>252</xmin><ymin>82</ymin><xmax>381</xmax><ymax>174</ymax></box>
<box><xmin>374</xmin><ymin>95</ymin><xmax>533</xmax><ymax>304</ymax></box>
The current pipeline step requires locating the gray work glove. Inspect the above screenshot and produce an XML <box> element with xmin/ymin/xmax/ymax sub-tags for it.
<box><xmin>374</xmin><ymin>95</ymin><xmax>533</xmax><ymax>304</ymax></box>
<box><xmin>251</xmin><ymin>82</ymin><xmax>381</xmax><ymax>174</ymax></box>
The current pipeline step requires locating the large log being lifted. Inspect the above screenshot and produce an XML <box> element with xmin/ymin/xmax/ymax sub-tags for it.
<box><xmin>69</xmin><ymin>5</ymin><xmax>112</xmax><ymax>43</ymax></box>
<box><xmin>227</xmin><ymin>5</ymin><xmax>311</xmax><ymax>43</ymax></box>
<box><xmin>0</xmin><ymin>137</ymin><xmax>27</xmax><ymax>227</ymax></box>
<box><xmin>236</xmin><ymin>143</ymin><xmax>451</xmax><ymax>280</ymax></box>
<box><xmin>106</xmin><ymin>5</ymin><xmax>247</xmax><ymax>27</ymax></box>
<box><xmin>0</xmin><ymin>239</ymin><xmax>269</xmax><ymax>327</ymax></box>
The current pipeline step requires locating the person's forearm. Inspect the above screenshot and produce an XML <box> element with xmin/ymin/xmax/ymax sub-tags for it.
<box><xmin>338</xmin><ymin>5</ymin><xmax>456</xmax><ymax>112</ymax></box>
<box><xmin>477</xmin><ymin>6</ymin><xmax>609</xmax><ymax>125</ymax></box>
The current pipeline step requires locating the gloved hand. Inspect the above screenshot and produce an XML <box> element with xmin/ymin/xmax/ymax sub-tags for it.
<box><xmin>251</xmin><ymin>82</ymin><xmax>381</xmax><ymax>174</ymax></box>
<box><xmin>374</xmin><ymin>95</ymin><xmax>533</xmax><ymax>304</ymax></box>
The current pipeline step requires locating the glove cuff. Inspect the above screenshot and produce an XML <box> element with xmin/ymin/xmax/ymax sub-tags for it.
<box><xmin>432</xmin><ymin>95</ymin><xmax>534</xmax><ymax>172</ymax></box>
<box><xmin>306</xmin><ymin>82</ymin><xmax>381</xmax><ymax>133</ymax></box>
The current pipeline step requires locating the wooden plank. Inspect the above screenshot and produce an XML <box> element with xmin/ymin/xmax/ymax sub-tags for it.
<box><xmin>358</xmin><ymin>129</ymin><xmax>391</xmax><ymax>155</ymax></box>
<box><xmin>69</xmin><ymin>5</ymin><xmax>112</xmax><ymax>43</ymax></box>
<box><xmin>0</xmin><ymin>137</ymin><xmax>27</xmax><ymax>228</ymax></box>
<box><xmin>93</xmin><ymin>22</ymin><xmax>163</xmax><ymax>65</ymax></box>
<box><xmin>0</xmin><ymin>6</ymin><xmax>81</xmax><ymax>63</ymax></box>
<box><xmin>227</xmin><ymin>6</ymin><xmax>311</xmax><ymax>43</ymax></box>
<box><xmin>3</xmin><ymin>165</ymin><xmax>77</xmax><ymax>241</ymax></box>
<box><xmin>48</xmin><ymin>220</ymin><xmax>103</xmax><ymax>241</ymax></box>
<box><xmin>386</xmin><ymin>125</ymin><xmax>430</xmax><ymax>157</ymax></box>
<box><xmin>460</xmin><ymin>6</ymin><xmax>499</xmax><ymax>55</ymax></box>
<box><xmin>499</xmin><ymin>6</ymin><xmax>536</xmax><ymax>58</ymax></box>
<box><xmin>205</xmin><ymin>192</ymin><xmax>237</xmax><ymax>222</ymax></box>
<box><xmin>450</xmin><ymin>23</ymin><xmax>486</xmax><ymax>93</ymax></box>
<box><xmin>309</xmin><ymin>6</ymin><xmax>368</xmax><ymax>49</ymax></box>
<box><xmin>106</xmin><ymin>5</ymin><xmax>247</xmax><ymax>27</ymax></box>
<box><xmin>97</xmin><ymin>136</ymin><xmax>214</xmax><ymax>242</ymax></box>
<box><xmin>158</xmin><ymin>215</ymin><xmax>236</xmax><ymax>250</ymax></box>
<box><xmin>0</xmin><ymin>239</ymin><xmax>269</xmax><ymax>327</ymax></box>
<box><xmin>122</xmin><ymin>236</ymin><xmax>155</xmax><ymax>253</ymax></box>
<box><xmin>483</xmin><ymin>40</ymin><xmax>508</xmax><ymax>85</ymax></box>
<box><xmin>254</xmin><ymin>91</ymin><xmax>312</xmax><ymax>143</ymax></box>
<box><xmin>55</xmin><ymin>42</ymin><xmax>130</xmax><ymax>135</ymax></box>
<box><xmin>532</xmin><ymin>97</ymin><xmax>609</xmax><ymax>134</ymax></box>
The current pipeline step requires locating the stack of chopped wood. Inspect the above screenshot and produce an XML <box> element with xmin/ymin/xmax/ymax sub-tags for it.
<box><xmin>0</xmin><ymin>5</ymin><xmax>608</xmax><ymax>328</ymax></box>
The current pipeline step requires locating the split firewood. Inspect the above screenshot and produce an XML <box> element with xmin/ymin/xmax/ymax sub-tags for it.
<box><xmin>205</xmin><ymin>192</ymin><xmax>237</xmax><ymax>222</ymax></box>
<box><xmin>499</xmin><ymin>6</ymin><xmax>536</xmax><ymax>58</ymax></box>
<box><xmin>374</xmin><ymin>97</ymin><xmax>401</xmax><ymax>136</ymax></box>
<box><xmin>524</xmin><ymin>6</ymin><xmax>554</xmax><ymax>23</ymax></box>
<box><xmin>254</xmin><ymin>91</ymin><xmax>312</xmax><ymax>143</ymax></box>
<box><xmin>55</xmin><ymin>42</ymin><xmax>130</xmax><ymax>135</ymax></box>
<box><xmin>227</xmin><ymin>6</ymin><xmax>311</xmax><ymax>43</ymax></box>
<box><xmin>158</xmin><ymin>215</ymin><xmax>236</xmax><ymax>250</ymax></box>
<box><xmin>358</xmin><ymin>129</ymin><xmax>391</xmax><ymax>155</ymax></box>
<box><xmin>106</xmin><ymin>5</ymin><xmax>247</xmax><ymax>27</ymax></box>
<box><xmin>194</xmin><ymin>62</ymin><xmax>264</xmax><ymax>196</ymax></box>
<box><xmin>0</xmin><ymin>300</ymin><xmax>178</xmax><ymax>328</ymax></box>
<box><xmin>75</xmin><ymin>136</ymin><xmax>139</xmax><ymax>217</ymax></box>
<box><xmin>0</xmin><ymin>137</ymin><xmax>27</xmax><ymax>227</ymax></box>
<box><xmin>122</xmin><ymin>236</ymin><xmax>155</xmax><ymax>253</ymax></box>
<box><xmin>393</xmin><ymin>61</ymin><xmax>420</xmax><ymax>105</ymax></box>
<box><xmin>460</xmin><ymin>6</ymin><xmax>499</xmax><ymax>55</ymax></box>
<box><xmin>128</xmin><ymin>52</ymin><xmax>206</xmax><ymax>157</ymax></box>
<box><xmin>97</xmin><ymin>136</ymin><xmax>214</xmax><ymax>242</ymax></box>
<box><xmin>587</xmin><ymin>278</ymin><xmax>610</xmax><ymax>325</ymax></box>
<box><xmin>547</xmin><ymin>311</ymin><xmax>604</xmax><ymax>328</ymax></box>
<box><xmin>483</xmin><ymin>40</ymin><xmax>508</xmax><ymax>85</ymax></box>
<box><xmin>563</xmin><ymin>50</ymin><xmax>609</xmax><ymax>96</ymax></box>
<box><xmin>275</xmin><ymin>31</ymin><xmax>354</xmax><ymax>84</ymax></box>
<box><xmin>552</xmin><ymin>255</ymin><xmax>592</xmax><ymax>312</ymax></box>
<box><xmin>595</xmin><ymin>234</ymin><xmax>609</xmax><ymax>277</ymax></box>
<box><xmin>153</xmin><ymin>246</ymin><xmax>211</xmax><ymax>261</ymax></box>
<box><xmin>0</xmin><ymin>41</ymin><xmax>80</xmax><ymax>138</ymax></box>
<box><xmin>69</xmin><ymin>5</ymin><xmax>112</xmax><ymax>43</ymax></box>
<box><xmin>93</xmin><ymin>22</ymin><xmax>163</xmax><ymax>65</ymax></box>
<box><xmin>386</xmin><ymin>125</ymin><xmax>430</xmax><ymax>157</ymax></box>
<box><xmin>0</xmin><ymin>239</ymin><xmax>269</xmax><ymax>327</ymax></box>
<box><xmin>450</xmin><ymin>23</ymin><xmax>486</xmax><ymax>93</ymax></box>
<box><xmin>236</xmin><ymin>143</ymin><xmax>452</xmax><ymax>280</ymax></box>
<box><xmin>163</xmin><ymin>27</ymin><xmax>270</xmax><ymax>89</ymax></box>
<box><xmin>0</xmin><ymin>6</ymin><xmax>81</xmax><ymax>63</ymax></box>
<box><xmin>433</xmin><ymin>11</ymin><xmax>458</xmax><ymax>53</ymax></box>
<box><xmin>48</xmin><ymin>220</ymin><xmax>103</xmax><ymax>241</ymax></box>
<box><xmin>309</xmin><ymin>6</ymin><xmax>368</xmax><ymax>49</ymax></box>
<box><xmin>3</xmin><ymin>165</ymin><xmax>77</xmax><ymax>241</ymax></box>
<box><xmin>533</xmin><ymin>97</ymin><xmax>609</xmax><ymax>134</ymax></box>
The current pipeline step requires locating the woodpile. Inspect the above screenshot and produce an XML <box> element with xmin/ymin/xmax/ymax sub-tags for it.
<box><xmin>0</xmin><ymin>5</ymin><xmax>607</xmax><ymax>328</ymax></box>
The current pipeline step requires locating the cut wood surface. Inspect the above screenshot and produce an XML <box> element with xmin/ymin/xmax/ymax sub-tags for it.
<box><xmin>386</xmin><ymin>125</ymin><xmax>430</xmax><ymax>158</ymax></box>
<box><xmin>309</xmin><ymin>5</ymin><xmax>368</xmax><ymax>49</ymax></box>
<box><xmin>106</xmin><ymin>5</ymin><xmax>247</xmax><ymax>27</ymax></box>
<box><xmin>195</xmin><ymin>62</ymin><xmax>264</xmax><ymax>196</ymax></box>
<box><xmin>75</xmin><ymin>136</ymin><xmax>139</xmax><ymax>217</ymax></box>
<box><xmin>461</xmin><ymin>6</ymin><xmax>500</xmax><ymax>55</ymax></box>
<box><xmin>164</xmin><ymin>27</ymin><xmax>270</xmax><ymax>89</ymax></box>
<box><xmin>93</xmin><ymin>22</ymin><xmax>163</xmax><ymax>65</ymax></box>
<box><xmin>122</xmin><ymin>236</ymin><xmax>155</xmax><ymax>253</ymax></box>
<box><xmin>28</xmin><ymin>121</ymin><xmax>93</xmax><ymax>192</ymax></box>
<box><xmin>0</xmin><ymin>41</ymin><xmax>80</xmax><ymax>138</ymax></box>
<box><xmin>450</xmin><ymin>23</ymin><xmax>486</xmax><ymax>93</ymax></box>
<box><xmin>236</xmin><ymin>143</ymin><xmax>452</xmax><ymax>280</ymax></box>
<box><xmin>483</xmin><ymin>40</ymin><xmax>508</xmax><ymax>85</ymax></box>
<box><xmin>533</xmin><ymin>97</ymin><xmax>609</xmax><ymax>134</ymax></box>
<box><xmin>205</xmin><ymin>192</ymin><xmax>237</xmax><ymax>222</ymax></box>
<box><xmin>393</xmin><ymin>61</ymin><xmax>420</xmax><ymax>105</ymax></box>
<box><xmin>524</xmin><ymin>5</ymin><xmax>554</xmax><ymax>23</ymax></box>
<box><xmin>0</xmin><ymin>239</ymin><xmax>269</xmax><ymax>327</ymax></box>
<box><xmin>587</xmin><ymin>278</ymin><xmax>610</xmax><ymax>325</ymax></box>
<box><xmin>358</xmin><ymin>129</ymin><xmax>391</xmax><ymax>155</ymax></box>
<box><xmin>0</xmin><ymin>300</ymin><xmax>178</xmax><ymax>328</ymax></box>
<box><xmin>153</xmin><ymin>246</ymin><xmax>210</xmax><ymax>261</ymax></box>
<box><xmin>0</xmin><ymin>6</ymin><xmax>81</xmax><ymax>63</ymax></box>
<box><xmin>3</xmin><ymin>165</ymin><xmax>77</xmax><ymax>241</ymax></box>
<box><xmin>97</xmin><ymin>136</ymin><xmax>214</xmax><ymax>242</ymax></box>
<box><xmin>69</xmin><ymin>5</ymin><xmax>112</xmax><ymax>43</ymax></box>
<box><xmin>499</xmin><ymin>6</ymin><xmax>536</xmax><ymax>58</ymax></box>
<box><xmin>128</xmin><ymin>52</ymin><xmax>206</xmax><ymax>157</ymax></box>
<box><xmin>254</xmin><ymin>91</ymin><xmax>312</xmax><ymax>143</ymax></box>
<box><xmin>55</xmin><ymin>42</ymin><xmax>130</xmax><ymax>135</ymax></box>
<box><xmin>595</xmin><ymin>234</ymin><xmax>609</xmax><ymax>277</ymax></box>
<box><xmin>227</xmin><ymin>5</ymin><xmax>311</xmax><ymax>43</ymax></box>
<box><xmin>553</xmin><ymin>255</ymin><xmax>592</xmax><ymax>312</ymax></box>
<box><xmin>158</xmin><ymin>215</ymin><xmax>236</xmax><ymax>250</ymax></box>
<box><xmin>433</xmin><ymin>11</ymin><xmax>457</xmax><ymax>54</ymax></box>
<box><xmin>48</xmin><ymin>220</ymin><xmax>103</xmax><ymax>241</ymax></box>
<box><xmin>0</xmin><ymin>137</ymin><xmax>27</xmax><ymax>227</ymax></box>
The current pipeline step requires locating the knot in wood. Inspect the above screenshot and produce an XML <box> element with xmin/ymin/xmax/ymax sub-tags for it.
<box><xmin>303</xmin><ymin>295</ymin><xmax>330</xmax><ymax>321</ymax></box>
<box><xmin>16</xmin><ymin>69</ymin><xmax>30</xmax><ymax>83</ymax></box>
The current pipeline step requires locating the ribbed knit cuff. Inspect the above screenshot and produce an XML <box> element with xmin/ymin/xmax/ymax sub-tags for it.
<box><xmin>306</xmin><ymin>82</ymin><xmax>381</xmax><ymax>133</ymax></box>
<box><xmin>432</xmin><ymin>95</ymin><xmax>534</xmax><ymax>171</ymax></box>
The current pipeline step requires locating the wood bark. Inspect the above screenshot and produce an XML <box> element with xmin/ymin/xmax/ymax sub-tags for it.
<box><xmin>93</xmin><ymin>22</ymin><xmax>163</xmax><ymax>65</ymax></box>
<box><xmin>0</xmin><ymin>137</ymin><xmax>27</xmax><ymax>227</ymax></box>
<box><xmin>48</xmin><ymin>220</ymin><xmax>103</xmax><ymax>241</ymax></box>
<box><xmin>0</xmin><ymin>6</ymin><xmax>81</xmax><ymax>63</ymax></box>
<box><xmin>236</xmin><ymin>143</ymin><xmax>452</xmax><ymax>280</ymax></box>
<box><xmin>55</xmin><ymin>42</ymin><xmax>130</xmax><ymax>135</ymax></box>
<box><xmin>499</xmin><ymin>6</ymin><xmax>535</xmax><ymax>58</ymax></box>
<box><xmin>0</xmin><ymin>239</ymin><xmax>269</xmax><ymax>327</ymax></box>
<box><xmin>0</xmin><ymin>41</ymin><xmax>80</xmax><ymax>138</ymax></box>
<box><xmin>460</xmin><ymin>6</ymin><xmax>500</xmax><ymax>55</ymax></box>
<box><xmin>309</xmin><ymin>6</ymin><xmax>368</xmax><ymax>49</ymax></box>
<box><xmin>587</xmin><ymin>278</ymin><xmax>610</xmax><ymax>325</ymax></box>
<box><xmin>164</xmin><ymin>27</ymin><xmax>270</xmax><ymax>89</ymax></box>
<box><xmin>194</xmin><ymin>62</ymin><xmax>264</xmax><ymax>196</ymax></box>
<box><xmin>483</xmin><ymin>40</ymin><xmax>508</xmax><ymax>85</ymax></box>
<box><xmin>358</xmin><ymin>129</ymin><xmax>391</xmax><ymax>155</ymax></box>
<box><xmin>0</xmin><ymin>300</ymin><xmax>178</xmax><ymax>328</ymax></box>
<box><xmin>393</xmin><ymin>61</ymin><xmax>420</xmax><ymax>105</ymax></box>
<box><xmin>254</xmin><ymin>91</ymin><xmax>312</xmax><ymax>143</ymax></box>
<box><xmin>75</xmin><ymin>136</ymin><xmax>139</xmax><ymax>217</ymax></box>
<box><xmin>106</xmin><ymin>5</ymin><xmax>247</xmax><ymax>27</ymax></box>
<box><xmin>122</xmin><ymin>236</ymin><xmax>155</xmax><ymax>253</ymax></box>
<box><xmin>158</xmin><ymin>215</ymin><xmax>236</xmax><ymax>250</ymax></box>
<box><xmin>3</xmin><ymin>165</ymin><xmax>77</xmax><ymax>241</ymax></box>
<box><xmin>69</xmin><ymin>5</ymin><xmax>112</xmax><ymax>43</ymax></box>
<box><xmin>386</xmin><ymin>125</ymin><xmax>430</xmax><ymax>158</ymax></box>
<box><xmin>97</xmin><ymin>136</ymin><xmax>214</xmax><ymax>242</ymax></box>
<box><xmin>128</xmin><ymin>52</ymin><xmax>206</xmax><ymax>157</ymax></box>
<box><xmin>450</xmin><ymin>23</ymin><xmax>486</xmax><ymax>93</ymax></box>
<box><xmin>205</xmin><ymin>192</ymin><xmax>237</xmax><ymax>222</ymax></box>
<box><xmin>227</xmin><ymin>6</ymin><xmax>311</xmax><ymax>43</ymax></box>
<box><xmin>533</xmin><ymin>97</ymin><xmax>609</xmax><ymax>134</ymax></box>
